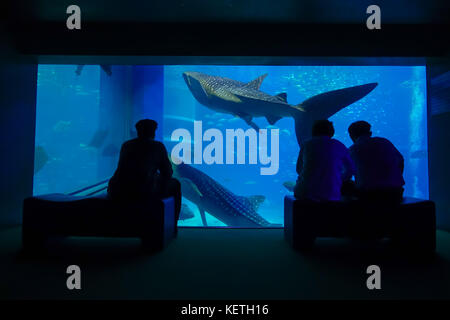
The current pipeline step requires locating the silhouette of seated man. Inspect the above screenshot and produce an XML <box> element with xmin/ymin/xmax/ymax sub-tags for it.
<box><xmin>294</xmin><ymin>120</ymin><xmax>355</xmax><ymax>201</ymax></box>
<box><xmin>346</xmin><ymin>120</ymin><xmax>405</xmax><ymax>203</ymax></box>
<box><xmin>107</xmin><ymin>119</ymin><xmax>181</xmax><ymax>227</ymax></box>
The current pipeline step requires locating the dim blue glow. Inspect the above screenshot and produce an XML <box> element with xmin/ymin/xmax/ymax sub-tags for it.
<box><xmin>34</xmin><ymin>65</ymin><xmax>428</xmax><ymax>227</ymax></box>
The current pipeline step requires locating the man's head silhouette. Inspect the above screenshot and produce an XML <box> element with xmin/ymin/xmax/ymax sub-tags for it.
<box><xmin>312</xmin><ymin>120</ymin><xmax>335</xmax><ymax>138</ymax></box>
<box><xmin>135</xmin><ymin>119</ymin><xmax>158</xmax><ymax>139</ymax></box>
<box><xmin>348</xmin><ymin>120</ymin><xmax>372</xmax><ymax>143</ymax></box>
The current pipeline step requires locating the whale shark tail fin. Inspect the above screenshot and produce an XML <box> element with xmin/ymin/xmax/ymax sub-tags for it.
<box><xmin>300</xmin><ymin>83</ymin><xmax>378</xmax><ymax>119</ymax></box>
<box><xmin>290</xmin><ymin>105</ymin><xmax>309</xmax><ymax>148</ymax></box>
<box><xmin>292</xmin><ymin>82</ymin><xmax>378</xmax><ymax>147</ymax></box>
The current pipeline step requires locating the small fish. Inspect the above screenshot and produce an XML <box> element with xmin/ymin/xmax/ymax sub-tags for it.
<box><xmin>400</xmin><ymin>80</ymin><xmax>419</xmax><ymax>89</ymax></box>
<box><xmin>410</xmin><ymin>149</ymin><xmax>428</xmax><ymax>159</ymax></box>
<box><xmin>244</xmin><ymin>181</ymin><xmax>257</xmax><ymax>185</ymax></box>
<box><xmin>34</xmin><ymin>146</ymin><xmax>49</xmax><ymax>173</ymax></box>
<box><xmin>164</xmin><ymin>115</ymin><xmax>196</xmax><ymax>123</ymax></box>
<box><xmin>100</xmin><ymin>65</ymin><xmax>112</xmax><ymax>76</ymax></box>
<box><xmin>76</xmin><ymin>65</ymin><xmax>112</xmax><ymax>76</ymax></box>
<box><xmin>283</xmin><ymin>181</ymin><xmax>296</xmax><ymax>192</ymax></box>
<box><xmin>52</xmin><ymin>120</ymin><xmax>72</xmax><ymax>133</ymax></box>
<box><xmin>76</xmin><ymin>91</ymin><xmax>91</xmax><ymax>96</ymax></box>
<box><xmin>210</xmin><ymin>113</ymin><xmax>223</xmax><ymax>119</ymax></box>
<box><xmin>79</xmin><ymin>143</ymin><xmax>98</xmax><ymax>156</ymax></box>
<box><xmin>75</xmin><ymin>65</ymin><xmax>83</xmax><ymax>76</ymax></box>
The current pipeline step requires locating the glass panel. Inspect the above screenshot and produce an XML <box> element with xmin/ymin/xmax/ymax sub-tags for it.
<box><xmin>34</xmin><ymin>65</ymin><xmax>428</xmax><ymax>228</ymax></box>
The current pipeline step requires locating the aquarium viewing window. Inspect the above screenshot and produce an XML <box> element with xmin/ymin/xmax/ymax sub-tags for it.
<box><xmin>34</xmin><ymin>65</ymin><xmax>428</xmax><ymax>228</ymax></box>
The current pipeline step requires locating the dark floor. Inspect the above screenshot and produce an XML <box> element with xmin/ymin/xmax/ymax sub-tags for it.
<box><xmin>1</xmin><ymin>227</ymin><xmax>450</xmax><ymax>299</ymax></box>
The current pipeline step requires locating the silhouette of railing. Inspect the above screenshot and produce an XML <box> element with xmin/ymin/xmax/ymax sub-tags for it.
<box><xmin>67</xmin><ymin>178</ymin><xmax>110</xmax><ymax>197</ymax></box>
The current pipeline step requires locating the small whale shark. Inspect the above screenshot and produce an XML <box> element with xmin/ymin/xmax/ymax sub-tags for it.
<box><xmin>173</xmin><ymin>162</ymin><xmax>274</xmax><ymax>227</ymax></box>
<box><xmin>183</xmin><ymin>71</ymin><xmax>378</xmax><ymax>146</ymax></box>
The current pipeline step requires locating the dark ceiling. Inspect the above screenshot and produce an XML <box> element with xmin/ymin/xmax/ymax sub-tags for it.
<box><xmin>10</xmin><ymin>0</ymin><xmax>450</xmax><ymax>24</ymax></box>
<box><xmin>5</xmin><ymin>0</ymin><xmax>450</xmax><ymax>60</ymax></box>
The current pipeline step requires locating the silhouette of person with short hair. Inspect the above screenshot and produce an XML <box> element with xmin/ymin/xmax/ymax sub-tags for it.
<box><xmin>294</xmin><ymin>120</ymin><xmax>355</xmax><ymax>201</ymax></box>
<box><xmin>107</xmin><ymin>119</ymin><xmax>181</xmax><ymax>230</ymax></box>
<box><xmin>347</xmin><ymin>120</ymin><xmax>405</xmax><ymax>203</ymax></box>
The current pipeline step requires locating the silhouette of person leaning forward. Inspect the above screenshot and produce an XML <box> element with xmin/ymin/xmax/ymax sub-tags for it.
<box><xmin>344</xmin><ymin>120</ymin><xmax>405</xmax><ymax>203</ymax></box>
<box><xmin>294</xmin><ymin>120</ymin><xmax>355</xmax><ymax>201</ymax></box>
<box><xmin>107</xmin><ymin>119</ymin><xmax>181</xmax><ymax>232</ymax></box>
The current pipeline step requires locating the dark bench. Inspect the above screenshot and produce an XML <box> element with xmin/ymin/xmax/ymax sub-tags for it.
<box><xmin>22</xmin><ymin>194</ymin><xmax>176</xmax><ymax>252</ymax></box>
<box><xmin>284</xmin><ymin>195</ymin><xmax>436</xmax><ymax>253</ymax></box>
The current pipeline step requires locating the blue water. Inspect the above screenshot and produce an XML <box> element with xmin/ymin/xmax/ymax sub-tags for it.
<box><xmin>34</xmin><ymin>65</ymin><xmax>428</xmax><ymax>227</ymax></box>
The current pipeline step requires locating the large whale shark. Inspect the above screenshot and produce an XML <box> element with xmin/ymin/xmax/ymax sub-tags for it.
<box><xmin>173</xmin><ymin>162</ymin><xmax>274</xmax><ymax>227</ymax></box>
<box><xmin>183</xmin><ymin>71</ymin><xmax>378</xmax><ymax>146</ymax></box>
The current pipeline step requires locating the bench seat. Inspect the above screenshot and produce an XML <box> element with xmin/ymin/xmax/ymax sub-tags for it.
<box><xmin>284</xmin><ymin>195</ymin><xmax>436</xmax><ymax>253</ymax></box>
<box><xmin>22</xmin><ymin>193</ymin><xmax>175</xmax><ymax>252</ymax></box>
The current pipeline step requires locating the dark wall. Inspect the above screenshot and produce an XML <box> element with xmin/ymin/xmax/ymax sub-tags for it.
<box><xmin>0</xmin><ymin>64</ymin><xmax>37</xmax><ymax>226</ymax></box>
<box><xmin>428</xmin><ymin>66</ymin><xmax>450</xmax><ymax>231</ymax></box>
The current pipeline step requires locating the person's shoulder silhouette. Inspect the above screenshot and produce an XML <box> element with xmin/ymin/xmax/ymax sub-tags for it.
<box><xmin>107</xmin><ymin>118</ymin><xmax>182</xmax><ymax>235</ymax></box>
<box><xmin>108</xmin><ymin>119</ymin><xmax>172</xmax><ymax>199</ymax></box>
<box><xmin>294</xmin><ymin>119</ymin><xmax>354</xmax><ymax>201</ymax></box>
<box><xmin>347</xmin><ymin>120</ymin><xmax>404</xmax><ymax>201</ymax></box>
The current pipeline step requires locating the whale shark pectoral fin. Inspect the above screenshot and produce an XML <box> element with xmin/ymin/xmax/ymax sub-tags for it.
<box><xmin>243</xmin><ymin>73</ymin><xmax>268</xmax><ymax>90</ymax></box>
<box><xmin>265</xmin><ymin>115</ymin><xmax>282</xmax><ymax>125</ymax></box>
<box><xmin>246</xmin><ymin>120</ymin><xmax>260</xmax><ymax>131</ymax></box>
<box><xmin>199</xmin><ymin>206</ymin><xmax>208</xmax><ymax>226</ymax></box>
<box><xmin>238</xmin><ymin>113</ymin><xmax>251</xmax><ymax>122</ymax></box>
<box><xmin>237</xmin><ymin>114</ymin><xmax>260</xmax><ymax>131</ymax></box>
<box><xmin>180</xmin><ymin>178</ymin><xmax>203</xmax><ymax>198</ymax></box>
<box><xmin>247</xmin><ymin>195</ymin><xmax>266</xmax><ymax>212</ymax></box>
<box><xmin>200</xmin><ymin>83</ymin><xmax>212</xmax><ymax>98</ymax></box>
